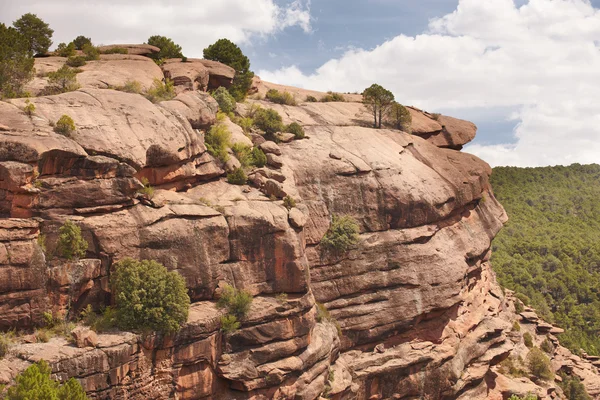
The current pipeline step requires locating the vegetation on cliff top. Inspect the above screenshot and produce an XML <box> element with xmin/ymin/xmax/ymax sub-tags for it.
<box><xmin>491</xmin><ymin>164</ymin><xmax>600</xmax><ymax>356</ymax></box>
<box><xmin>6</xmin><ymin>360</ymin><xmax>88</xmax><ymax>400</ymax></box>
<box><xmin>203</xmin><ymin>38</ymin><xmax>254</xmax><ymax>101</ymax></box>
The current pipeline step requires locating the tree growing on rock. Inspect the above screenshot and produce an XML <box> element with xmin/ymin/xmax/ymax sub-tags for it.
<box><xmin>72</xmin><ymin>35</ymin><xmax>92</xmax><ymax>50</ymax></box>
<box><xmin>146</xmin><ymin>35</ymin><xmax>183</xmax><ymax>61</ymax></box>
<box><xmin>111</xmin><ymin>258</ymin><xmax>190</xmax><ymax>334</ymax></box>
<box><xmin>7</xmin><ymin>360</ymin><xmax>88</xmax><ymax>400</ymax></box>
<box><xmin>387</xmin><ymin>102</ymin><xmax>412</xmax><ymax>132</ymax></box>
<box><xmin>57</xmin><ymin>219</ymin><xmax>88</xmax><ymax>259</ymax></box>
<box><xmin>203</xmin><ymin>38</ymin><xmax>254</xmax><ymax>101</ymax></box>
<box><xmin>362</xmin><ymin>84</ymin><xmax>395</xmax><ymax>129</ymax></box>
<box><xmin>0</xmin><ymin>23</ymin><xmax>35</xmax><ymax>98</ymax></box>
<box><xmin>12</xmin><ymin>13</ymin><xmax>53</xmax><ymax>55</ymax></box>
<box><xmin>46</xmin><ymin>65</ymin><xmax>80</xmax><ymax>94</ymax></box>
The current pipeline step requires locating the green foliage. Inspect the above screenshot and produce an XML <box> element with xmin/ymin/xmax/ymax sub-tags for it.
<box><xmin>37</xmin><ymin>233</ymin><xmax>46</xmax><ymax>253</ymax></box>
<box><xmin>118</xmin><ymin>80</ymin><xmax>142</xmax><ymax>94</ymax></box>
<box><xmin>321</xmin><ymin>215</ymin><xmax>360</xmax><ymax>253</ymax></box>
<box><xmin>316</xmin><ymin>302</ymin><xmax>331</xmax><ymax>322</ymax></box>
<box><xmin>111</xmin><ymin>258</ymin><xmax>190</xmax><ymax>334</ymax></box>
<box><xmin>138</xmin><ymin>177</ymin><xmax>155</xmax><ymax>199</ymax></box>
<box><xmin>305</xmin><ymin>95</ymin><xmax>318</xmax><ymax>102</ymax></box>
<box><xmin>0</xmin><ymin>23</ymin><xmax>35</xmax><ymax>99</ymax></box>
<box><xmin>203</xmin><ymin>38</ymin><xmax>254</xmax><ymax>101</ymax></box>
<box><xmin>100</xmin><ymin>46</ymin><xmax>128</xmax><ymax>55</ymax></box>
<box><xmin>72</xmin><ymin>36</ymin><xmax>91</xmax><ymax>50</ymax></box>
<box><xmin>559</xmin><ymin>373</ymin><xmax>592</xmax><ymax>400</ymax></box>
<box><xmin>512</xmin><ymin>321</ymin><xmax>521</xmax><ymax>332</ymax></box>
<box><xmin>387</xmin><ymin>102</ymin><xmax>412</xmax><ymax>132</ymax></box>
<box><xmin>491</xmin><ymin>164</ymin><xmax>600</xmax><ymax>355</ymax></box>
<box><xmin>57</xmin><ymin>220</ymin><xmax>87</xmax><ymax>259</ymax></box>
<box><xmin>431</xmin><ymin>113</ymin><xmax>441</xmax><ymax>121</ymax></box>
<box><xmin>253</xmin><ymin>108</ymin><xmax>284</xmax><ymax>136</ymax></box>
<box><xmin>147</xmin><ymin>35</ymin><xmax>183</xmax><ymax>60</ymax></box>
<box><xmin>13</xmin><ymin>13</ymin><xmax>54</xmax><ymax>55</ymax></box>
<box><xmin>514</xmin><ymin>300</ymin><xmax>524</xmax><ymax>313</ymax></box>
<box><xmin>251</xmin><ymin>147</ymin><xmax>267</xmax><ymax>168</ymax></box>
<box><xmin>508</xmin><ymin>395</ymin><xmax>537</xmax><ymax>400</ymax></box>
<box><xmin>80</xmin><ymin>304</ymin><xmax>116</xmax><ymax>332</ymax></box>
<box><xmin>212</xmin><ymin>86</ymin><xmax>237</xmax><ymax>114</ymax></box>
<box><xmin>231</xmin><ymin>143</ymin><xmax>252</xmax><ymax>168</ymax></box>
<box><xmin>46</xmin><ymin>65</ymin><xmax>80</xmax><ymax>94</ymax></box>
<box><xmin>35</xmin><ymin>328</ymin><xmax>51</xmax><ymax>343</ymax></box>
<box><xmin>526</xmin><ymin>347</ymin><xmax>553</xmax><ymax>380</ymax></box>
<box><xmin>0</xmin><ymin>334</ymin><xmax>10</xmax><ymax>359</ymax></box>
<box><xmin>523</xmin><ymin>332</ymin><xmax>534</xmax><ymax>348</ymax></box>
<box><xmin>205</xmin><ymin>123</ymin><xmax>231</xmax><ymax>162</ymax></box>
<box><xmin>266</xmin><ymin>89</ymin><xmax>296</xmax><ymax>105</ymax></box>
<box><xmin>541</xmin><ymin>338</ymin><xmax>555</xmax><ymax>354</ymax></box>
<box><xmin>285</xmin><ymin>122</ymin><xmax>305</xmax><ymax>139</ymax></box>
<box><xmin>6</xmin><ymin>360</ymin><xmax>89</xmax><ymax>400</ymax></box>
<box><xmin>56</xmin><ymin>42</ymin><xmax>76</xmax><ymax>57</ymax></box>
<box><xmin>23</xmin><ymin>99</ymin><xmax>35</xmax><ymax>116</ymax></box>
<box><xmin>498</xmin><ymin>356</ymin><xmax>527</xmax><ymax>378</ymax></box>
<box><xmin>220</xmin><ymin>314</ymin><xmax>241</xmax><ymax>333</ymax></box>
<box><xmin>283</xmin><ymin>196</ymin><xmax>296</xmax><ymax>210</ymax></box>
<box><xmin>66</xmin><ymin>55</ymin><xmax>87</xmax><ymax>67</ymax></box>
<box><xmin>217</xmin><ymin>284</ymin><xmax>253</xmax><ymax>319</ymax></box>
<box><xmin>145</xmin><ymin>78</ymin><xmax>175</xmax><ymax>103</ymax></box>
<box><xmin>81</xmin><ymin>44</ymin><xmax>99</xmax><ymax>61</ymax></box>
<box><xmin>320</xmin><ymin>92</ymin><xmax>346</xmax><ymax>102</ymax></box>
<box><xmin>231</xmin><ymin>115</ymin><xmax>254</xmax><ymax>133</ymax></box>
<box><xmin>363</xmin><ymin>84</ymin><xmax>395</xmax><ymax>128</ymax></box>
<box><xmin>54</xmin><ymin>115</ymin><xmax>76</xmax><ymax>136</ymax></box>
<box><xmin>227</xmin><ymin>168</ymin><xmax>247</xmax><ymax>185</ymax></box>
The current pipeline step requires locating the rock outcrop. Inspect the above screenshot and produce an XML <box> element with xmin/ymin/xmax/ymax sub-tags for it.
<box><xmin>0</xmin><ymin>72</ymin><xmax>598</xmax><ymax>400</ymax></box>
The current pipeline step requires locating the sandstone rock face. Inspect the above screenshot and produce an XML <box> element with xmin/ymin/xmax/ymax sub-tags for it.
<box><xmin>96</xmin><ymin>44</ymin><xmax>160</xmax><ymax>56</ymax></box>
<box><xmin>1</xmin><ymin>79</ymin><xmax>598</xmax><ymax>400</ymax></box>
<box><xmin>194</xmin><ymin>59</ymin><xmax>235</xmax><ymax>90</ymax></box>
<box><xmin>162</xmin><ymin>59</ymin><xmax>210</xmax><ymax>92</ymax></box>
<box><xmin>76</xmin><ymin>55</ymin><xmax>165</xmax><ymax>91</ymax></box>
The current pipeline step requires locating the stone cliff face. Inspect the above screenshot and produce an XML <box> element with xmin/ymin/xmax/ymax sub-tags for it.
<box><xmin>0</xmin><ymin>55</ymin><xmax>599</xmax><ymax>399</ymax></box>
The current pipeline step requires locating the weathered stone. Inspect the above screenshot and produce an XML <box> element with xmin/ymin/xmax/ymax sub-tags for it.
<box><xmin>71</xmin><ymin>326</ymin><xmax>99</xmax><ymax>348</ymax></box>
<box><xmin>288</xmin><ymin>208</ymin><xmax>306</xmax><ymax>229</ymax></box>
<box><xmin>259</xmin><ymin>141</ymin><xmax>282</xmax><ymax>156</ymax></box>
<box><xmin>266</xmin><ymin>153</ymin><xmax>283</xmax><ymax>169</ymax></box>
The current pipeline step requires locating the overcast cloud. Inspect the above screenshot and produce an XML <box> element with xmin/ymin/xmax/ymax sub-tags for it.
<box><xmin>260</xmin><ymin>0</ymin><xmax>600</xmax><ymax>167</ymax></box>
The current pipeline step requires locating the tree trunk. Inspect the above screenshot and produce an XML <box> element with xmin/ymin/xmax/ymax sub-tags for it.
<box><xmin>378</xmin><ymin>108</ymin><xmax>382</xmax><ymax>129</ymax></box>
<box><xmin>373</xmin><ymin>107</ymin><xmax>377</xmax><ymax>128</ymax></box>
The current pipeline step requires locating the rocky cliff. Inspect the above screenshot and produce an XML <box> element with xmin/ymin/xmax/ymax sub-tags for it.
<box><xmin>0</xmin><ymin>53</ymin><xmax>599</xmax><ymax>400</ymax></box>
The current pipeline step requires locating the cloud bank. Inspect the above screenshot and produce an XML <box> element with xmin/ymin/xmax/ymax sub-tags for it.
<box><xmin>0</xmin><ymin>0</ymin><xmax>311</xmax><ymax>56</ymax></box>
<box><xmin>259</xmin><ymin>0</ymin><xmax>600</xmax><ymax>167</ymax></box>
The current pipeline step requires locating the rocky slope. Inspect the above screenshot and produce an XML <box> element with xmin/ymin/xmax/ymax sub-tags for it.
<box><xmin>0</xmin><ymin>51</ymin><xmax>599</xmax><ymax>399</ymax></box>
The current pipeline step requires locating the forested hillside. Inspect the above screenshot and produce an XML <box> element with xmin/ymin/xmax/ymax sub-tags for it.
<box><xmin>491</xmin><ymin>164</ymin><xmax>600</xmax><ymax>355</ymax></box>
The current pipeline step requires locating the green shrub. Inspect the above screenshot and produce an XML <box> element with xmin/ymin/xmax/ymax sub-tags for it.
<box><xmin>220</xmin><ymin>314</ymin><xmax>240</xmax><ymax>333</ymax></box>
<box><xmin>6</xmin><ymin>360</ymin><xmax>89</xmax><ymax>400</ymax></box>
<box><xmin>72</xmin><ymin>35</ymin><xmax>91</xmax><ymax>50</ymax></box>
<box><xmin>251</xmin><ymin>147</ymin><xmax>267</xmax><ymax>168</ymax></box>
<box><xmin>523</xmin><ymin>332</ymin><xmax>534</xmax><ymax>348</ymax></box>
<box><xmin>46</xmin><ymin>65</ymin><xmax>80</xmax><ymax>94</ymax></box>
<box><xmin>285</xmin><ymin>122</ymin><xmax>305</xmax><ymax>139</ymax></box>
<box><xmin>231</xmin><ymin>143</ymin><xmax>252</xmax><ymax>168</ymax></box>
<box><xmin>316</xmin><ymin>302</ymin><xmax>331</xmax><ymax>322</ymax></box>
<box><xmin>217</xmin><ymin>284</ymin><xmax>253</xmax><ymax>319</ymax></box>
<box><xmin>526</xmin><ymin>347</ymin><xmax>553</xmax><ymax>380</ymax></box>
<box><xmin>181</xmin><ymin>56</ymin><xmax>188</xmax><ymax>62</ymax></box>
<box><xmin>54</xmin><ymin>114</ymin><xmax>76</xmax><ymax>136</ymax></box>
<box><xmin>387</xmin><ymin>102</ymin><xmax>412</xmax><ymax>132</ymax></box>
<box><xmin>320</xmin><ymin>92</ymin><xmax>345</xmax><ymax>102</ymax></box>
<box><xmin>138</xmin><ymin>177</ymin><xmax>155</xmax><ymax>199</ymax></box>
<box><xmin>283</xmin><ymin>196</ymin><xmax>296</xmax><ymax>210</ymax></box>
<box><xmin>305</xmin><ymin>95</ymin><xmax>318</xmax><ymax>102</ymax></box>
<box><xmin>253</xmin><ymin>108</ymin><xmax>284</xmax><ymax>136</ymax></box>
<box><xmin>266</xmin><ymin>89</ymin><xmax>296</xmax><ymax>106</ymax></box>
<box><xmin>23</xmin><ymin>99</ymin><xmax>35</xmax><ymax>116</ymax></box>
<box><xmin>431</xmin><ymin>113</ymin><xmax>441</xmax><ymax>121</ymax></box>
<box><xmin>205</xmin><ymin>123</ymin><xmax>231</xmax><ymax>162</ymax></box>
<box><xmin>56</xmin><ymin>220</ymin><xmax>88</xmax><ymax>259</ymax></box>
<box><xmin>541</xmin><ymin>338</ymin><xmax>555</xmax><ymax>354</ymax></box>
<box><xmin>100</xmin><ymin>46</ymin><xmax>128</xmax><ymax>54</ymax></box>
<box><xmin>118</xmin><ymin>80</ymin><xmax>142</xmax><ymax>94</ymax></box>
<box><xmin>212</xmin><ymin>86</ymin><xmax>236</xmax><ymax>114</ymax></box>
<box><xmin>66</xmin><ymin>55</ymin><xmax>86</xmax><ymax>68</ymax></box>
<box><xmin>111</xmin><ymin>258</ymin><xmax>190</xmax><ymax>334</ymax></box>
<box><xmin>145</xmin><ymin>78</ymin><xmax>175</xmax><ymax>103</ymax></box>
<box><xmin>231</xmin><ymin>116</ymin><xmax>253</xmax><ymax>133</ymax></box>
<box><xmin>508</xmin><ymin>395</ymin><xmax>537</xmax><ymax>400</ymax></box>
<box><xmin>227</xmin><ymin>168</ymin><xmax>247</xmax><ymax>185</ymax></box>
<box><xmin>498</xmin><ymin>356</ymin><xmax>527</xmax><ymax>378</ymax></box>
<box><xmin>35</xmin><ymin>328</ymin><xmax>51</xmax><ymax>343</ymax></box>
<box><xmin>80</xmin><ymin>304</ymin><xmax>116</xmax><ymax>332</ymax></box>
<box><xmin>0</xmin><ymin>23</ymin><xmax>35</xmax><ymax>99</ymax></box>
<box><xmin>321</xmin><ymin>215</ymin><xmax>360</xmax><ymax>253</ymax></box>
<box><xmin>203</xmin><ymin>38</ymin><xmax>254</xmax><ymax>101</ymax></box>
<box><xmin>559</xmin><ymin>373</ymin><xmax>592</xmax><ymax>400</ymax></box>
<box><xmin>512</xmin><ymin>321</ymin><xmax>521</xmax><ymax>332</ymax></box>
<box><xmin>56</xmin><ymin>42</ymin><xmax>76</xmax><ymax>57</ymax></box>
<box><xmin>515</xmin><ymin>300</ymin><xmax>524</xmax><ymax>313</ymax></box>
<box><xmin>82</xmin><ymin>43</ymin><xmax>99</xmax><ymax>61</ymax></box>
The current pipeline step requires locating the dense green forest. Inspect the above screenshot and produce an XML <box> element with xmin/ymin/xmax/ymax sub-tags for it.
<box><xmin>491</xmin><ymin>164</ymin><xmax>600</xmax><ymax>356</ymax></box>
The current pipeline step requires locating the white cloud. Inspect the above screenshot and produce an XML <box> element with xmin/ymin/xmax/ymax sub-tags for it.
<box><xmin>258</xmin><ymin>0</ymin><xmax>600</xmax><ymax>167</ymax></box>
<box><xmin>0</xmin><ymin>0</ymin><xmax>312</xmax><ymax>56</ymax></box>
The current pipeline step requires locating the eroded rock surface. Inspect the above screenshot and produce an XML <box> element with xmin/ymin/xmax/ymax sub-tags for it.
<box><xmin>0</xmin><ymin>79</ymin><xmax>598</xmax><ymax>400</ymax></box>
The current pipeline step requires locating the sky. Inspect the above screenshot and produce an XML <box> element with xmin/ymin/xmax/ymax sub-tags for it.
<box><xmin>2</xmin><ymin>0</ymin><xmax>600</xmax><ymax>167</ymax></box>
